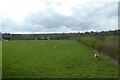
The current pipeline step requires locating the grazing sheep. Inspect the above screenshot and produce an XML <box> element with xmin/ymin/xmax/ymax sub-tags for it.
<box><xmin>54</xmin><ymin>46</ymin><xmax>56</xmax><ymax>48</ymax></box>
<box><xmin>94</xmin><ymin>53</ymin><xmax>99</xmax><ymax>60</ymax></box>
<box><xmin>94</xmin><ymin>50</ymin><xmax>100</xmax><ymax>59</ymax></box>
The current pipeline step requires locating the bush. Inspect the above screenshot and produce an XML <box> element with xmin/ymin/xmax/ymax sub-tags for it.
<box><xmin>79</xmin><ymin>35</ymin><xmax>118</xmax><ymax>61</ymax></box>
<box><xmin>80</xmin><ymin>36</ymin><xmax>96</xmax><ymax>48</ymax></box>
<box><xmin>94</xmin><ymin>41</ymin><xmax>103</xmax><ymax>51</ymax></box>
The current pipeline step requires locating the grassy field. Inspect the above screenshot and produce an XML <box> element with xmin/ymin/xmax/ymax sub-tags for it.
<box><xmin>2</xmin><ymin>40</ymin><xmax>118</xmax><ymax>78</ymax></box>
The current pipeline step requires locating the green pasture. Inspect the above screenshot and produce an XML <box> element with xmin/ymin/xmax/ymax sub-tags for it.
<box><xmin>2</xmin><ymin>40</ymin><xmax>118</xmax><ymax>78</ymax></box>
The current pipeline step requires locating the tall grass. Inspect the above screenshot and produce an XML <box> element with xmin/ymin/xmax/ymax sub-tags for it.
<box><xmin>79</xmin><ymin>35</ymin><xmax>118</xmax><ymax>62</ymax></box>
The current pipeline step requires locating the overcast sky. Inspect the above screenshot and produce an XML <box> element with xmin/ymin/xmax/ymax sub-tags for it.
<box><xmin>0</xmin><ymin>0</ymin><xmax>119</xmax><ymax>34</ymax></box>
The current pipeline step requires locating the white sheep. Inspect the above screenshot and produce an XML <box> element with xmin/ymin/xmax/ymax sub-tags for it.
<box><xmin>94</xmin><ymin>50</ymin><xmax>100</xmax><ymax>60</ymax></box>
<box><xmin>94</xmin><ymin>53</ymin><xmax>99</xmax><ymax>60</ymax></box>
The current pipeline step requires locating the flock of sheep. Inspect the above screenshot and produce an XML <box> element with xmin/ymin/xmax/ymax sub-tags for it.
<box><xmin>23</xmin><ymin>42</ymin><xmax>100</xmax><ymax>60</ymax></box>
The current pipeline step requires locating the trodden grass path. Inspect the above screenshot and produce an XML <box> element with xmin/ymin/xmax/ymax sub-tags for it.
<box><xmin>2</xmin><ymin>40</ymin><xmax>118</xmax><ymax>78</ymax></box>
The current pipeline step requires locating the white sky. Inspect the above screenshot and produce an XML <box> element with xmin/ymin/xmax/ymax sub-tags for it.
<box><xmin>0</xmin><ymin>0</ymin><xmax>119</xmax><ymax>33</ymax></box>
<box><xmin>0</xmin><ymin>0</ymin><xmax>90</xmax><ymax>22</ymax></box>
<box><xmin>0</xmin><ymin>0</ymin><xmax>48</xmax><ymax>22</ymax></box>
<box><xmin>0</xmin><ymin>0</ymin><xmax>118</xmax><ymax>22</ymax></box>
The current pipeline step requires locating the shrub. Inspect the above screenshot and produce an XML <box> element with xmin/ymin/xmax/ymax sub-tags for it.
<box><xmin>79</xmin><ymin>35</ymin><xmax>118</xmax><ymax>61</ymax></box>
<box><xmin>94</xmin><ymin>41</ymin><xmax>103</xmax><ymax>51</ymax></box>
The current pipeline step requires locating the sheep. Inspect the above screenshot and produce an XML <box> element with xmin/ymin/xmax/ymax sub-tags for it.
<box><xmin>94</xmin><ymin>50</ymin><xmax>100</xmax><ymax>60</ymax></box>
<box><xmin>94</xmin><ymin>53</ymin><xmax>99</xmax><ymax>60</ymax></box>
